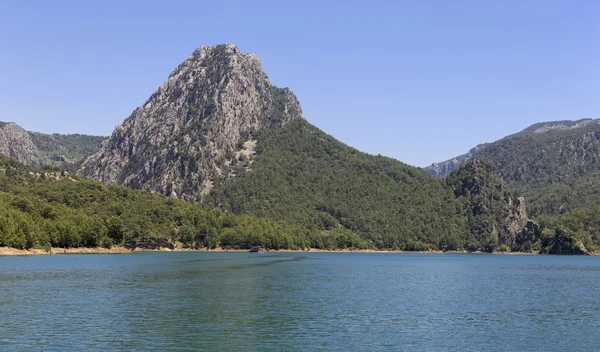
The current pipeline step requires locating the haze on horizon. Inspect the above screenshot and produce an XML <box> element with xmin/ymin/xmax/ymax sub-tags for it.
<box><xmin>0</xmin><ymin>0</ymin><xmax>597</xmax><ymax>167</ymax></box>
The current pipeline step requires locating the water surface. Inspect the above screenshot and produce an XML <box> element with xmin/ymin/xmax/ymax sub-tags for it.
<box><xmin>1</xmin><ymin>252</ymin><xmax>599</xmax><ymax>351</ymax></box>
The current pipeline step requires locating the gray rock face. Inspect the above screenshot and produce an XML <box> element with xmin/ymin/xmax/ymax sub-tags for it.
<box><xmin>504</xmin><ymin>196</ymin><xmax>530</xmax><ymax>247</ymax></box>
<box><xmin>79</xmin><ymin>44</ymin><xmax>303</xmax><ymax>200</ymax></box>
<box><xmin>0</xmin><ymin>122</ymin><xmax>43</xmax><ymax>166</ymax></box>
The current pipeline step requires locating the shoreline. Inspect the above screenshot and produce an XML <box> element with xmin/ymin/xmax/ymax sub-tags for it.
<box><xmin>1</xmin><ymin>246</ymin><xmax>597</xmax><ymax>256</ymax></box>
<box><xmin>0</xmin><ymin>246</ymin><xmax>132</xmax><ymax>256</ymax></box>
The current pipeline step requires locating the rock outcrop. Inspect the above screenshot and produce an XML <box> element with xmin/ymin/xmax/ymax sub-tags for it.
<box><xmin>80</xmin><ymin>44</ymin><xmax>303</xmax><ymax>200</ymax></box>
<box><xmin>512</xmin><ymin>220</ymin><xmax>542</xmax><ymax>252</ymax></box>
<box><xmin>505</xmin><ymin>196</ymin><xmax>529</xmax><ymax>243</ymax></box>
<box><xmin>445</xmin><ymin>159</ymin><xmax>529</xmax><ymax>250</ymax></box>
<box><xmin>541</xmin><ymin>228</ymin><xmax>591</xmax><ymax>255</ymax></box>
<box><xmin>0</xmin><ymin>122</ymin><xmax>43</xmax><ymax>166</ymax></box>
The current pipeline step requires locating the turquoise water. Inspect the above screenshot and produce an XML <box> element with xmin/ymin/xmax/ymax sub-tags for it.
<box><xmin>1</xmin><ymin>252</ymin><xmax>599</xmax><ymax>351</ymax></box>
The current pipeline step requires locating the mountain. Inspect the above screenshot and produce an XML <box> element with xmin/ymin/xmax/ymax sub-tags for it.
<box><xmin>204</xmin><ymin>118</ymin><xmax>531</xmax><ymax>250</ymax></box>
<box><xmin>426</xmin><ymin>119</ymin><xmax>600</xmax><ymax>217</ymax></box>
<box><xmin>0</xmin><ymin>121</ymin><xmax>105</xmax><ymax>167</ymax></box>
<box><xmin>80</xmin><ymin>44</ymin><xmax>303</xmax><ymax>200</ymax></box>
<box><xmin>75</xmin><ymin>44</ymin><xmax>530</xmax><ymax>251</ymax></box>
<box><xmin>2</xmin><ymin>44</ymin><xmax>596</xmax><ymax>253</ymax></box>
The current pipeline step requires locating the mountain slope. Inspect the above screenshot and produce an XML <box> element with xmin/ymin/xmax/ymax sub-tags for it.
<box><xmin>206</xmin><ymin>119</ymin><xmax>528</xmax><ymax>250</ymax></box>
<box><xmin>72</xmin><ymin>43</ymin><xmax>533</xmax><ymax>251</ymax></box>
<box><xmin>80</xmin><ymin>44</ymin><xmax>303</xmax><ymax>200</ymax></box>
<box><xmin>1</xmin><ymin>154</ymin><xmax>362</xmax><ymax>251</ymax></box>
<box><xmin>426</xmin><ymin>119</ymin><xmax>599</xmax><ymax>178</ymax></box>
<box><xmin>426</xmin><ymin>144</ymin><xmax>488</xmax><ymax>178</ymax></box>
<box><xmin>426</xmin><ymin>119</ymin><xmax>600</xmax><ymax>216</ymax></box>
<box><xmin>445</xmin><ymin>159</ymin><xmax>529</xmax><ymax>251</ymax></box>
<box><xmin>29</xmin><ymin>132</ymin><xmax>106</xmax><ymax>165</ymax></box>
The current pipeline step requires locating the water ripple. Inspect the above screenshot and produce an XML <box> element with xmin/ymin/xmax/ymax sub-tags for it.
<box><xmin>1</xmin><ymin>253</ymin><xmax>599</xmax><ymax>351</ymax></box>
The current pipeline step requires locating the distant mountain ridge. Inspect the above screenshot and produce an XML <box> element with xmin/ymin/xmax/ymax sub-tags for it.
<box><xmin>0</xmin><ymin>121</ymin><xmax>105</xmax><ymax>167</ymax></box>
<box><xmin>426</xmin><ymin>118</ymin><xmax>600</xmax><ymax>178</ymax></box>
<box><xmin>29</xmin><ymin>132</ymin><xmax>106</xmax><ymax>165</ymax></box>
<box><xmin>516</xmin><ymin>118</ymin><xmax>600</xmax><ymax>136</ymax></box>
<box><xmin>426</xmin><ymin>118</ymin><xmax>600</xmax><ymax>217</ymax></box>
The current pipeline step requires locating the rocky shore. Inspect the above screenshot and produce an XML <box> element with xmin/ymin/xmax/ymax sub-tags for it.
<box><xmin>1</xmin><ymin>246</ymin><xmax>598</xmax><ymax>256</ymax></box>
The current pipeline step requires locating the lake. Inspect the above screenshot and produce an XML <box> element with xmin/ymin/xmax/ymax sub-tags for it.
<box><xmin>1</xmin><ymin>252</ymin><xmax>599</xmax><ymax>351</ymax></box>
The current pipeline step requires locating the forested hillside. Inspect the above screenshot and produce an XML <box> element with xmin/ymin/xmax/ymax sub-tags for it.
<box><xmin>427</xmin><ymin>119</ymin><xmax>600</xmax><ymax>217</ymax></box>
<box><xmin>3</xmin><ymin>42</ymin><xmax>597</xmax><ymax>254</ymax></box>
<box><xmin>0</xmin><ymin>155</ymin><xmax>368</xmax><ymax>251</ymax></box>
<box><xmin>29</xmin><ymin>132</ymin><xmax>106</xmax><ymax>166</ymax></box>
<box><xmin>206</xmin><ymin>119</ymin><xmax>530</xmax><ymax>251</ymax></box>
<box><xmin>470</xmin><ymin>121</ymin><xmax>600</xmax><ymax>217</ymax></box>
<box><xmin>1</xmin><ymin>137</ymin><xmax>596</xmax><ymax>254</ymax></box>
<box><xmin>445</xmin><ymin>159</ymin><xmax>528</xmax><ymax>251</ymax></box>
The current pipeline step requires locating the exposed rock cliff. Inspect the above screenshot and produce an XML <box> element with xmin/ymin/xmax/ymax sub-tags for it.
<box><xmin>80</xmin><ymin>44</ymin><xmax>303</xmax><ymax>200</ymax></box>
<box><xmin>0</xmin><ymin>122</ymin><xmax>43</xmax><ymax>166</ymax></box>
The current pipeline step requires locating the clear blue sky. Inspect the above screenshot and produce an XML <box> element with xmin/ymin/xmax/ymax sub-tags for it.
<box><xmin>0</xmin><ymin>0</ymin><xmax>597</xmax><ymax>166</ymax></box>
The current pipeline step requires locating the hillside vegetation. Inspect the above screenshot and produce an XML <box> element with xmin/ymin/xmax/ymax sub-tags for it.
<box><xmin>427</xmin><ymin>120</ymin><xmax>600</xmax><ymax>218</ymax></box>
<box><xmin>473</xmin><ymin>122</ymin><xmax>600</xmax><ymax>217</ymax></box>
<box><xmin>206</xmin><ymin>119</ymin><xmax>531</xmax><ymax>251</ymax></box>
<box><xmin>1</xmin><ymin>137</ymin><xmax>596</xmax><ymax>254</ymax></box>
<box><xmin>29</xmin><ymin>132</ymin><xmax>106</xmax><ymax>165</ymax></box>
<box><xmin>0</xmin><ymin>155</ymin><xmax>368</xmax><ymax>251</ymax></box>
<box><xmin>3</xmin><ymin>42</ymin><xmax>597</xmax><ymax>254</ymax></box>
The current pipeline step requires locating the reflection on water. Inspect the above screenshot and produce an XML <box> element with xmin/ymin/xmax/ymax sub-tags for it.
<box><xmin>1</xmin><ymin>253</ymin><xmax>599</xmax><ymax>351</ymax></box>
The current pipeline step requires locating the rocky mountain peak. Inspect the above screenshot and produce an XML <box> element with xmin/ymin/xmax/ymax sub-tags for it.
<box><xmin>80</xmin><ymin>44</ymin><xmax>304</xmax><ymax>200</ymax></box>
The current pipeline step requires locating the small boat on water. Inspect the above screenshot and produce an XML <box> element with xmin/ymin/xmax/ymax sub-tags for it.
<box><xmin>249</xmin><ymin>246</ymin><xmax>265</xmax><ymax>253</ymax></box>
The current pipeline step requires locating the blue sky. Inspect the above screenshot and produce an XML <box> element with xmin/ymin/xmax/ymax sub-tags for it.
<box><xmin>0</xmin><ymin>0</ymin><xmax>597</xmax><ymax>166</ymax></box>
